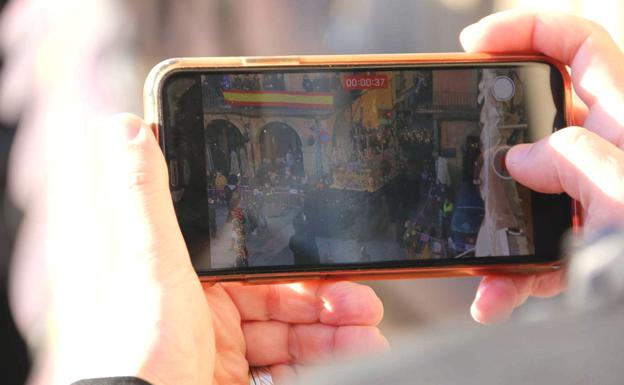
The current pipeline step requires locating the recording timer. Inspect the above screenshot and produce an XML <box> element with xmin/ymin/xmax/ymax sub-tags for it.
<box><xmin>343</xmin><ymin>74</ymin><xmax>389</xmax><ymax>90</ymax></box>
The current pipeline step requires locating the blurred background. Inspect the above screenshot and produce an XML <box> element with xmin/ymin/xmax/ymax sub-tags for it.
<box><xmin>0</xmin><ymin>1</ymin><xmax>622</xmax><ymax>384</ymax></box>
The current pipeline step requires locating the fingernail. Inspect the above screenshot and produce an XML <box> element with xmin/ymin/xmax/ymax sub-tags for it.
<box><xmin>471</xmin><ymin>278</ymin><xmax>515</xmax><ymax>324</ymax></box>
<box><xmin>112</xmin><ymin>114</ymin><xmax>145</xmax><ymax>142</ymax></box>
<box><xmin>470</xmin><ymin>288</ymin><xmax>487</xmax><ymax>323</ymax></box>
<box><xmin>473</xmin><ymin>280</ymin><xmax>487</xmax><ymax>302</ymax></box>
<box><xmin>124</xmin><ymin>120</ymin><xmax>143</xmax><ymax>141</ymax></box>
<box><xmin>459</xmin><ymin>23</ymin><xmax>481</xmax><ymax>50</ymax></box>
<box><xmin>505</xmin><ymin>144</ymin><xmax>531</xmax><ymax>167</ymax></box>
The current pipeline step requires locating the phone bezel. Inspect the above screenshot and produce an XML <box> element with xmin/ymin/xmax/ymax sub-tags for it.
<box><xmin>144</xmin><ymin>53</ymin><xmax>580</xmax><ymax>284</ymax></box>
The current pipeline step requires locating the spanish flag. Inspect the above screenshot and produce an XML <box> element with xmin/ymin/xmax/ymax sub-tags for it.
<box><xmin>223</xmin><ymin>90</ymin><xmax>334</xmax><ymax>110</ymax></box>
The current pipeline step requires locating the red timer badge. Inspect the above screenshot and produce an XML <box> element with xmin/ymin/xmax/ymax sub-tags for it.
<box><xmin>342</xmin><ymin>74</ymin><xmax>389</xmax><ymax>90</ymax></box>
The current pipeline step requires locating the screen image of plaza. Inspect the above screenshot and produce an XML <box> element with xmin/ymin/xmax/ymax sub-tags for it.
<box><xmin>168</xmin><ymin>65</ymin><xmax>558</xmax><ymax>271</ymax></box>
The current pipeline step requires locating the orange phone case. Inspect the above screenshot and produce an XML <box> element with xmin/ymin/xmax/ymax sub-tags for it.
<box><xmin>144</xmin><ymin>53</ymin><xmax>580</xmax><ymax>284</ymax></box>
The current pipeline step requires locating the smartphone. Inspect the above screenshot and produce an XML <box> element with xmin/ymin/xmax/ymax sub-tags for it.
<box><xmin>144</xmin><ymin>53</ymin><xmax>579</xmax><ymax>283</ymax></box>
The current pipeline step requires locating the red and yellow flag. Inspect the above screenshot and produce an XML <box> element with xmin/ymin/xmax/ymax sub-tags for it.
<box><xmin>223</xmin><ymin>90</ymin><xmax>334</xmax><ymax>110</ymax></box>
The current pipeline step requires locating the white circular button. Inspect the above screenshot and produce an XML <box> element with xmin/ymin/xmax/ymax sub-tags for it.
<box><xmin>492</xmin><ymin>76</ymin><xmax>515</xmax><ymax>101</ymax></box>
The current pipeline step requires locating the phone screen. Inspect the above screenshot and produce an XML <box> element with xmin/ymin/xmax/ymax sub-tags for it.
<box><xmin>161</xmin><ymin>62</ymin><xmax>571</xmax><ymax>275</ymax></box>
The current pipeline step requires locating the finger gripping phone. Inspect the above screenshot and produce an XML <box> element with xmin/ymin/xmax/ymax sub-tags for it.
<box><xmin>144</xmin><ymin>53</ymin><xmax>578</xmax><ymax>283</ymax></box>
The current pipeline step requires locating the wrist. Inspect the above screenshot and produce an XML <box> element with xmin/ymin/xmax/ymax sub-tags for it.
<box><xmin>41</xmin><ymin>304</ymin><xmax>166</xmax><ymax>385</ymax></box>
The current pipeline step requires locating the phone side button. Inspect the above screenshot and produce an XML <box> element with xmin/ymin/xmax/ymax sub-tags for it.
<box><xmin>242</xmin><ymin>56</ymin><xmax>300</xmax><ymax>66</ymax></box>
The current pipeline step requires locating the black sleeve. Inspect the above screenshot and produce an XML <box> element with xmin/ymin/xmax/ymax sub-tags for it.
<box><xmin>72</xmin><ymin>377</ymin><xmax>153</xmax><ymax>385</ymax></box>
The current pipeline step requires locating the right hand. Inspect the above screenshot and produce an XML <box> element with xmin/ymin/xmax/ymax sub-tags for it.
<box><xmin>460</xmin><ymin>10</ymin><xmax>624</xmax><ymax>324</ymax></box>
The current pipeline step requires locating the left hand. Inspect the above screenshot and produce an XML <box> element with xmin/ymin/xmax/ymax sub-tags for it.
<box><xmin>9</xmin><ymin>114</ymin><xmax>386</xmax><ymax>385</ymax></box>
<box><xmin>205</xmin><ymin>280</ymin><xmax>385</xmax><ymax>384</ymax></box>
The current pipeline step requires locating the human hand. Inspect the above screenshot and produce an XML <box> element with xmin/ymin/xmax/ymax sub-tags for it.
<box><xmin>460</xmin><ymin>10</ymin><xmax>624</xmax><ymax>324</ymax></box>
<box><xmin>11</xmin><ymin>114</ymin><xmax>385</xmax><ymax>385</ymax></box>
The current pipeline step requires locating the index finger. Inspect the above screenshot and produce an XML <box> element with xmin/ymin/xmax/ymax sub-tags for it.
<box><xmin>471</xmin><ymin>270</ymin><xmax>566</xmax><ymax>324</ymax></box>
<box><xmin>460</xmin><ymin>10</ymin><xmax>624</xmax><ymax>146</ymax></box>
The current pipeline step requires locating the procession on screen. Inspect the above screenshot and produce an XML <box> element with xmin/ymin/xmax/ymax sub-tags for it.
<box><xmin>168</xmin><ymin>67</ymin><xmax>536</xmax><ymax>269</ymax></box>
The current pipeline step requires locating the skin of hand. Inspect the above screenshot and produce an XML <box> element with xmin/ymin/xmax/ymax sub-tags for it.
<box><xmin>460</xmin><ymin>10</ymin><xmax>624</xmax><ymax>324</ymax></box>
<box><xmin>14</xmin><ymin>114</ymin><xmax>386</xmax><ymax>385</ymax></box>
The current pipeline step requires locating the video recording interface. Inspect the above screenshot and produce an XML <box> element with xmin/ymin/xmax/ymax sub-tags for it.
<box><xmin>162</xmin><ymin>63</ymin><xmax>570</xmax><ymax>274</ymax></box>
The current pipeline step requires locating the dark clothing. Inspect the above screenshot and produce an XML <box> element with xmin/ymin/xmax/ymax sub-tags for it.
<box><xmin>289</xmin><ymin>233</ymin><xmax>320</xmax><ymax>265</ymax></box>
<box><xmin>302</xmin><ymin>77</ymin><xmax>313</xmax><ymax>92</ymax></box>
<box><xmin>72</xmin><ymin>378</ymin><xmax>152</xmax><ymax>385</ymax></box>
<box><xmin>0</xmin><ymin>117</ymin><xmax>30</xmax><ymax>385</ymax></box>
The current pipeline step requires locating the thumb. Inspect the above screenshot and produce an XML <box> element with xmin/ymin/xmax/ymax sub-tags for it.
<box><xmin>34</xmin><ymin>114</ymin><xmax>204</xmax><ymax>384</ymax></box>
<box><xmin>505</xmin><ymin>126</ymin><xmax>624</xmax><ymax>228</ymax></box>
<box><xmin>105</xmin><ymin>113</ymin><xmax>191</xmax><ymax>281</ymax></box>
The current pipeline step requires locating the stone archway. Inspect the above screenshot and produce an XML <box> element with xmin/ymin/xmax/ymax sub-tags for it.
<box><xmin>259</xmin><ymin>122</ymin><xmax>304</xmax><ymax>177</ymax></box>
<box><xmin>204</xmin><ymin>119</ymin><xmax>249</xmax><ymax>179</ymax></box>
